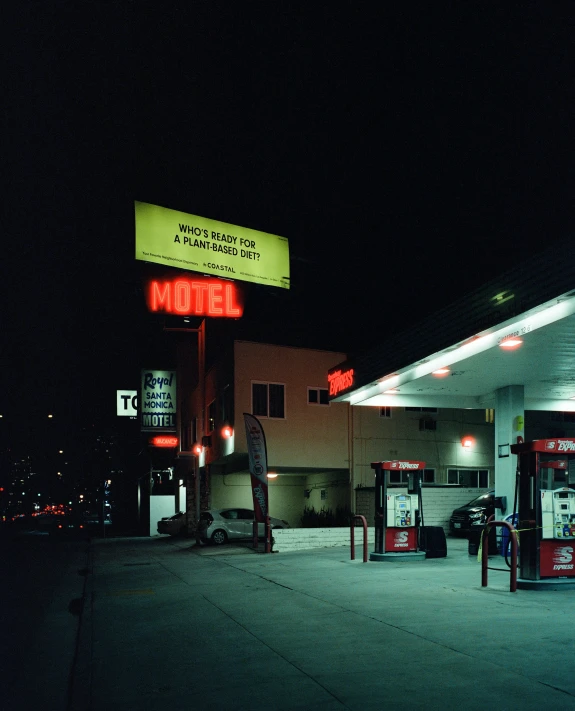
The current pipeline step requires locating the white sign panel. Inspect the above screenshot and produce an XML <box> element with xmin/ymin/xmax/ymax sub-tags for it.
<box><xmin>117</xmin><ymin>390</ymin><xmax>138</xmax><ymax>417</ymax></box>
<box><xmin>140</xmin><ymin>369</ymin><xmax>177</xmax><ymax>432</ymax></box>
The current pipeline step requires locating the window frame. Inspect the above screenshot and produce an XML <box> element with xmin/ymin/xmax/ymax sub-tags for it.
<box><xmin>379</xmin><ymin>406</ymin><xmax>392</xmax><ymax>418</ymax></box>
<box><xmin>207</xmin><ymin>400</ymin><xmax>216</xmax><ymax>434</ymax></box>
<box><xmin>389</xmin><ymin>468</ymin><xmax>436</xmax><ymax>485</ymax></box>
<box><xmin>251</xmin><ymin>381</ymin><xmax>286</xmax><ymax>420</ymax></box>
<box><xmin>308</xmin><ymin>386</ymin><xmax>329</xmax><ymax>406</ymax></box>
<box><xmin>447</xmin><ymin>469</ymin><xmax>490</xmax><ymax>488</ymax></box>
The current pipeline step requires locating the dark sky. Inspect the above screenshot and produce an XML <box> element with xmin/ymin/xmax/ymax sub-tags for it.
<box><xmin>2</xmin><ymin>3</ymin><xmax>574</xmax><ymax>446</ymax></box>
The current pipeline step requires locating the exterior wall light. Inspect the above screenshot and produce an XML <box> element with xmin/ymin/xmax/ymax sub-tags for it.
<box><xmin>192</xmin><ymin>443</ymin><xmax>203</xmax><ymax>456</ymax></box>
<box><xmin>461</xmin><ymin>436</ymin><xmax>475</xmax><ymax>448</ymax></box>
<box><xmin>432</xmin><ymin>368</ymin><xmax>450</xmax><ymax>377</ymax></box>
<box><xmin>267</xmin><ymin>473</ymin><xmax>278</xmax><ymax>479</ymax></box>
<box><xmin>222</xmin><ymin>425</ymin><xmax>233</xmax><ymax>438</ymax></box>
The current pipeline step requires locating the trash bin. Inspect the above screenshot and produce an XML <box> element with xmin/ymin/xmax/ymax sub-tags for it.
<box><xmin>419</xmin><ymin>526</ymin><xmax>447</xmax><ymax>558</ymax></box>
<box><xmin>500</xmin><ymin>513</ymin><xmax>519</xmax><ymax>558</ymax></box>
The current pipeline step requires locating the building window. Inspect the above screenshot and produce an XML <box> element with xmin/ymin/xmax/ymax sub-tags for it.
<box><xmin>389</xmin><ymin>468</ymin><xmax>435</xmax><ymax>484</ymax></box>
<box><xmin>379</xmin><ymin>407</ymin><xmax>392</xmax><ymax>418</ymax></box>
<box><xmin>252</xmin><ymin>382</ymin><xmax>285</xmax><ymax>419</ymax></box>
<box><xmin>447</xmin><ymin>469</ymin><xmax>489</xmax><ymax>487</ymax></box>
<box><xmin>419</xmin><ymin>418</ymin><xmax>437</xmax><ymax>431</ymax></box>
<box><xmin>220</xmin><ymin>385</ymin><xmax>233</xmax><ymax>424</ymax></box>
<box><xmin>308</xmin><ymin>387</ymin><xmax>329</xmax><ymax>406</ymax></box>
<box><xmin>207</xmin><ymin>401</ymin><xmax>216</xmax><ymax>433</ymax></box>
<box><xmin>406</xmin><ymin>407</ymin><xmax>438</xmax><ymax>413</ymax></box>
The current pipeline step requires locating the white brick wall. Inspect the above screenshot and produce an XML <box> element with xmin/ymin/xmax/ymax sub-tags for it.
<box><xmin>273</xmin><ymin>488</ymin><xmax>487</xmax><ymax>552</ymax></box>
<box><xmin>273</xmin><ymin>526</ymin><xmax>375</xmax><ymax>553</ymax></box>
<box><xmin>356</xmin><ymin>486</ymin><xmax>489</xmax><ymax>532</ymax></box>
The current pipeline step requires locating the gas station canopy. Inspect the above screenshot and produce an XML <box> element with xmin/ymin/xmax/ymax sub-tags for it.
<box><xmin>329</xmin><ymin>238</ymin><xmax>575</xmax><ymax>412</ymax></box>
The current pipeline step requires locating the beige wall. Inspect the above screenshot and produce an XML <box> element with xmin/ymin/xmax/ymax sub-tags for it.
<box><xmin>351</xmin><ymin>406</ymin><xmax>494</xmax><ymax>489</ymax></box>
<box><xmin>210</xmin><ymin>473</ymin><xmax>305</xmax><ymax>528</ymax></box>
<box><xmin>233</xmin><ymin>341</ymin><xmax>350</xmax><ymax>470</ymax></box>
<box><xmin>304</xmin><ymin>471</ymin><xmax>349</xmax><ymax>514</ymax></box>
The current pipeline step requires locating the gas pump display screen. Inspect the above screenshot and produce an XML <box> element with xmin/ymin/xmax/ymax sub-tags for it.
<box><xmin>397</xmin><ymin>496</ymin><xmax>407</xmax><ymax>500</ymax></box>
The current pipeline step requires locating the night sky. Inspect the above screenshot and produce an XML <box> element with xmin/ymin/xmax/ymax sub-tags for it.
<box><xmin>2</xmin><ymin>3</ymin><xmax>574</xmax><ymax>455</ymax></box>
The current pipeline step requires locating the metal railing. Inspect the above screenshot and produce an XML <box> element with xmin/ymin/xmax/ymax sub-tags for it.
<box><xmin>481</xmin><ymin>520</ymin><xmax>518</xmax><ymax>593</ymax></box>
<box><xmin>350</xmin><ymin>515</ymin><xmax>368</xmax><ymax>563</ymax></box>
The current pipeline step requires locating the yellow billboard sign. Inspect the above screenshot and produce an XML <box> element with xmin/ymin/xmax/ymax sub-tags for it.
<box><xmin>135</xmin><ymin>201</ymin><xmax>290</xmax><ymax>289</ymax></box>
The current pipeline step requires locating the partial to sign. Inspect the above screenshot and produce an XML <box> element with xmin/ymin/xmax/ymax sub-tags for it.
<box><xmin>141</xmin><ymin>369</ymin><xmax>177</xmax><ymax>432</ymax></box>
<box><xmin>135</xmin><ymin>201</ymin><xmax>290</xmax><ymax>289</ymax></box>
<box><xmin>145</xmin><ymin>276</ymin><xmax>243</xmax><ymax>317</ymax></box>
<box><xmin>117</xmin><ymin>390</ymin><xmax>138</xmax><ymax>417</ymax></box>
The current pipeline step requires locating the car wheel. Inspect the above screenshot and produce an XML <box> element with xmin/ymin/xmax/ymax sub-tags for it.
<box><xmin>211</xmin><ymin>529</ymin><xmax>228</xmax><ymax>545</ymax></box>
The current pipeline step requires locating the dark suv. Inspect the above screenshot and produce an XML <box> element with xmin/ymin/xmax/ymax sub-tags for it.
<box><xmin>449</xmin><ymin>491</ymin><xmax>495</xmax><ymax>536</ymax></box>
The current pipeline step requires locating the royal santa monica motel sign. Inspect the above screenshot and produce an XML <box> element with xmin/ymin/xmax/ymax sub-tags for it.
<box><xmin>140</xmin><ymin>369</ymin><xmax>177</xmax><ymax>433</ymax></box>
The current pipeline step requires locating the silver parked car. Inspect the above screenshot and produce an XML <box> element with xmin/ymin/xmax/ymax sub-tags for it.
<box><xmin>197</xmin><ymin>508</ymin><xmax>290</xmax><ymax>545</ymax></box>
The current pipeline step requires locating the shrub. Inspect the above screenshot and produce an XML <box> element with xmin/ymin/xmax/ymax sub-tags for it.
<box><xmin>300</xmin><ymin>505</ymin><xmax>352</xmax><ymax>528</ymax></box>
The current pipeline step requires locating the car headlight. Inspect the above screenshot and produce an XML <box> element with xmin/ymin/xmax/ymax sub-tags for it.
<box><xmin>469</xmin><ymin>512</ymin><xmax>484</xmax><ymax>521</ymax></box>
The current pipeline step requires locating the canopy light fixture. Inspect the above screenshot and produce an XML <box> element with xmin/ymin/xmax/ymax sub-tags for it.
<box><xmin>499</xmin><ymin>337</ymin><xmax>523</xmax><ymax>349</ymax></box>
<box><xmin>267</xmin><ymin>473</ymin><xmax>278</xmax><ymax>479</ymax></box>
<box><xmin>384</xmin><ymin>388</ymin><xmax>400</xmax><ymax>394</ymax></box>
<box><xmin>432</xmin><ymin>367</ymin><xmax>450</xmax><ymax>376</ymax></box>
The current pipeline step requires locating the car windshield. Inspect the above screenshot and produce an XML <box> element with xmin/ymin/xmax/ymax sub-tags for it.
<box><xmin>465</xmin><ymin>493</ymin><xmax>493</xmax><ymax>507</ymax></box>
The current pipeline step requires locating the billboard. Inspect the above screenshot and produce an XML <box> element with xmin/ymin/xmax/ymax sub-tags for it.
<box><xmin>140</xmin><ymin>369</ymin><xmax>177</xmax><ymax>432</ymax></box>
<box><xmin>135</xmin><ymin>201</ymin><xmax>290</xmax><ymax>289</ymax></box>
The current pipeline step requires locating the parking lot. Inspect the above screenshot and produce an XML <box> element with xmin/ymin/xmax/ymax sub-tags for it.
<box><xmin>66</xmin><ymin>534</ymin><xmax>575</xmax><ymax>710</ymax></box>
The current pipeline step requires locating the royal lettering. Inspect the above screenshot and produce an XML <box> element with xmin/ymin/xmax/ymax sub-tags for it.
<box><xmin>328</xmin><ymin>368</ymin><xmax>354</xmax><ymax>396</ymax></box>
<box><xmin>143</xmin><ymin>373</ymin><xmax>173</xmax><ymax>391</ymax></box>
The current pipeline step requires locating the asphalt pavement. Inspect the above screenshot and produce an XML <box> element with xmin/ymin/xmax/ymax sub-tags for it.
<box><xmin>65</xmin><ymin>533</ymin><xmax>575</xmax><ymax>711</ymax></box>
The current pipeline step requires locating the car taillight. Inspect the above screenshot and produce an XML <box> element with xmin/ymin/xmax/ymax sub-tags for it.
<box><xmin>58</xmin><ymin>524</ymin><xmax>63</xmax><ymax>529</ymax></box>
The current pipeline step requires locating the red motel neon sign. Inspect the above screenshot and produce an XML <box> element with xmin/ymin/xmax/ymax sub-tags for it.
<box><xmin>145</xmin><ymin>277</ymin><xmax>243</xmax><ymax>317</ymax></box>
<box><xmin>328</xmin><ymin>368</ymin><xmax>354</xmax><ymax>396</ymax></box>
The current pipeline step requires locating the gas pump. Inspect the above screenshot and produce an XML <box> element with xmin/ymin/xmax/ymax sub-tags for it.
<box><xmin>510</xmin><ymin>438</ymin><xmax>575</xmax><ymax>583</ymax></box>
<box><xmin>370</xmin><ymin>460</ymin><xmax>426</xmax><ymax>561</ymax></box>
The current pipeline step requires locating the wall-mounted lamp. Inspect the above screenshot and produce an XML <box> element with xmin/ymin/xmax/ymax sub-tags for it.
<box><xmin>461</xmin><ymin>436</ymin><xmax>475</xmax><ymax>448</ymax></box>
<box><xmin>267</xmin><ymin>472</ymin><xmax>278</xmax><ymax>479</ymax></box>
<box><xmin>222</xmin><ymin>425</ymin><xmax>233</xmax><ymax>438</ymax></box>
<box><xmin>192</xmin><ymin>443</ymin><xmax>203</xmax><ymax>456</ymax></box>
